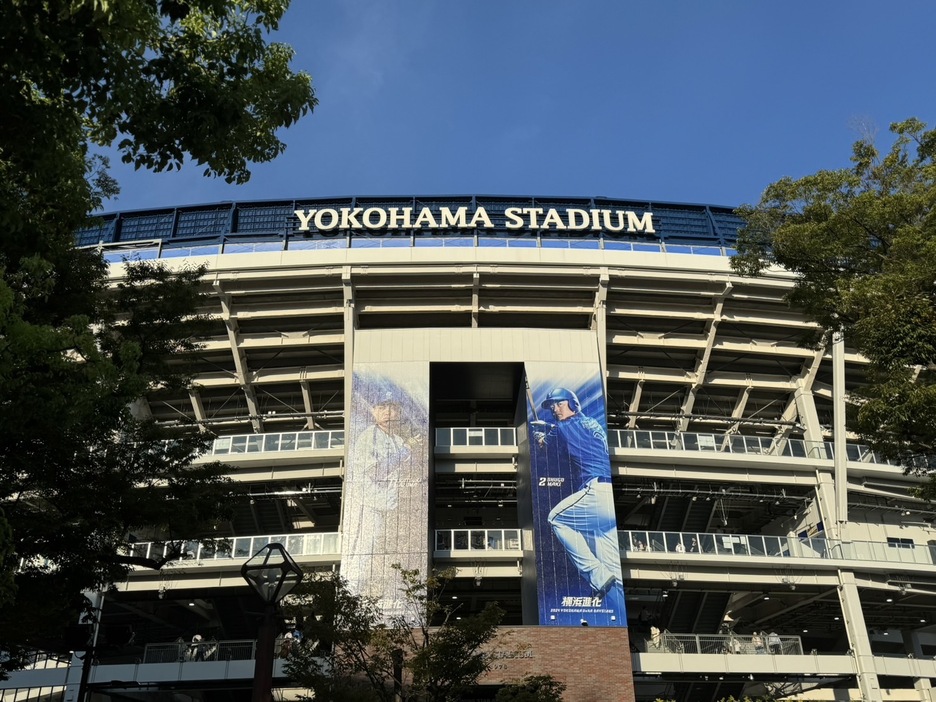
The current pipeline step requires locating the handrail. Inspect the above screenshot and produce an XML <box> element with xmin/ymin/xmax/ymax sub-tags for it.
<box><xmin>435</xmin><ymin>427</ymin><xmax>516</xmax><ymax>448</ymax></box>
<box><xmin>126</xmin><ymin>532</ymin><xmax>340</xmax><ymax>565</ymax></box>
<box><xmin>645</xmin><ymin>630</ymin><xmax>803</xmax><ymax>655</ymax></box>
<box><xmin>621</xmin><ymin>529</ymin><xmax>936</xmax><ymax>567</ymax></box>
<box><xmin>434</xmin><ymin>528</ymin><xmax>521</xmax><ymax>552</ymax></box>
<box><xmin>211</xmin><ymin>430</ymin><xmax>344</xmax><ymax>456</ymax></box>
<box><xmin>609</xmin><ymin>429</ymin><xmax>902</xmax><ymax>466</ymax></box>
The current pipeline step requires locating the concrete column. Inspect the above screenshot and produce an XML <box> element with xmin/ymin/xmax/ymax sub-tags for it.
<box><xmin>837</xmin><ymin>571</ymin><xmax>882</xmax><ymax>701</ymax></box>
<box><xmin>814</xmin><ymin>471</ymin><xmax>841</xmax><ymax>541</ymax></box>
<box><xmin>832</xmin><ymin>332</ymin><xmax>848</xmax><ymax>529</ymax></box>
<box><xmin>903</xmin><ymin>630</ymin><xmax>935</xmax><ymax>701</ymax></box>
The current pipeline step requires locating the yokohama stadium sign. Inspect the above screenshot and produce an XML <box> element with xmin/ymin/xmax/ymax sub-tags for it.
<box><xmin>293</xmin><ymin>205</ymin><xmax>655</xmax><ymax>236</ymax></box>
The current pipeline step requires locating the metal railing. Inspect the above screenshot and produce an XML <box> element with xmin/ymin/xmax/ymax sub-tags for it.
<box><xmin>143</xmin><ymin>639</ymin><xmax>258</xmax><ymax>664</ymax></box>
<box><xmin>210</xmin><ymin>430</ymin><xmax>344</xmax><ymax>456</ymax></box>
<box><xmin>434</xmin><ymin>529</ymin><xmax>521</xmax><ymax>552</ymax></box>
<box><xmin>645</xmin><ymin>631</ymin><xmax>802</xmax><ymax>656</ymax></box>
<box><xmin>126</xmin><ymin>532</ymin><xmax>340</xmax><ymax>565</ymax></box>
<box><xmin>621</xmin><ymin>529</ymin><xmax>936</xmax><ymax>566</ymax></box>
<box><xmin>608</xmin><ymin>430</ymin><xmax>901</xmax><ymax>466</ymax></box>
<box><xmin>435</xmin><ymin>427</ymin><xmax>516</xmax><ymax>448</ymax></box>
<box><xmin>101</xmin><ymin>239</ymin><xmax>737</xmax><ymax>260</ymax></box>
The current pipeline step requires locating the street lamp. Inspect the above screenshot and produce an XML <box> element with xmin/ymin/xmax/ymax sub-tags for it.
<box><xmin>241</xmin><ymin>543</ymin><xmax>303</xmax><ymax>702</ymax></box>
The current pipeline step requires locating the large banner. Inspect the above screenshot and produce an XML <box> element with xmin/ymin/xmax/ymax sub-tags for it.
<box><xmin>525</xmin><ymin>362</ymin><xmax>627</xmax><ymax>627</ymax></box>
<box><xmin>340</xmin><ymin>362</ymin><xmax>430</xmax><ymax>619</ymax></box>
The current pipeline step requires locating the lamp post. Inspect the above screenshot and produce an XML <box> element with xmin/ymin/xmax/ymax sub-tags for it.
<box><xmin>241</xmin><ymin>543</ymin><xmax>303</xmax><ymax>702</ymax></box>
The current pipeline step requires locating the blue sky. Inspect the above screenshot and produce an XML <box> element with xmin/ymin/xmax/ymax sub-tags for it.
<box><xmin>104</xmin><ymin>1</ymin><xmax>936</xmax><ymax>214</ymax></box>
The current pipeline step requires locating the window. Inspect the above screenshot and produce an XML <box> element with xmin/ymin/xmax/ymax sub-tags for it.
<box><xmin>887</xmin><ymin>537</ymin><xmax>915</xmax><ymax>549</ymax></box>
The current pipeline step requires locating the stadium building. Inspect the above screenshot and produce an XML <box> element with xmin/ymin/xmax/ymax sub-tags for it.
<box><xmin>4</xmin><ymin>195</ymin><xmax>936</xmax><ymax>702</ymax></box>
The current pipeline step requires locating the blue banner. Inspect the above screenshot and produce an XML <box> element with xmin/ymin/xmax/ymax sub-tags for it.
<box><xmin>525</xmin><ymin>363</ymin><xmax>626</xmax><ymax>627</ymax></box>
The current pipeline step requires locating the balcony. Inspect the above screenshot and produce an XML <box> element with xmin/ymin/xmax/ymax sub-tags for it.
<box><xmin>609</xmin><ymin>429</ymin><xmax>898</xmax><ymax>465</ymax></box>
<box><xmin>620</xmin><ymin>529</ymin><xmax>936</xmax><ymax>568</ymax></box>
<box><xmin>126</xmin><ymin>532</ymin><xmax>340</xmax><ymax>566</ymax></box>
<box><xmin>434</xmin><ymin>528</ymin><xmax>522</xmax><ymax>554</ymax></box>
<box><xmin>644</xmin><ymin>630</ymin><xmax>803</xmax><ymax>656</ymax></box>
<box><xmin>210</xmin><ymin>430</ymin><xmax>344</xmax><ymax>455</ymax></box>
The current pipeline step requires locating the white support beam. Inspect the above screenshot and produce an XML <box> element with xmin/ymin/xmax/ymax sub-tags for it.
<box><xmin>594</xmin><ymin>271</ymin><xmax>609</xmax><ymax>398</ymax></box>
<box><xmin>679</xmin><ymin>283</ymin><xmax>731</xmax><ymax>431</ymax></box>
<box><xmin>214</xmin><ymin>281</ymin><xmax>262</xmax><ymax>433</ymax></box>
<box><xmin>832</xmin><ymin>332</ymin><xmax>848</xmax><ymax>528</ymax></box>
<box><xmin>838</xmin><ymin>571</ymin><xmax>884</xmax><ymax>701</ymax></box>
<box><xmin>188</xmin><ymin>389</ymin><xmax>208</xmax><ymax>432</ymax></box>
<box><xmin>627</xmin><ymin>379</ymin><xmax>644</xmax><ymax>430</ymax></box>
<box><xmin>300</xmin><ymin>380</ymin><xmax>319</xmax><ymax>430</ymax></box>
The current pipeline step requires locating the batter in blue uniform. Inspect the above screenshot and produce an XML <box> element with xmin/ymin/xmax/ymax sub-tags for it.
<box><xmin>533</xmin><ymin>387</ymin><xmax>623</xmax><ymax>597</ymax></box>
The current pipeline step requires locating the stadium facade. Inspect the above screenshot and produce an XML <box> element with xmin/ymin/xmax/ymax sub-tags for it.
<box><xmin>5</xmin><ymin>195</ymin><xmax>936</xmax><ymax>702</ymax></box>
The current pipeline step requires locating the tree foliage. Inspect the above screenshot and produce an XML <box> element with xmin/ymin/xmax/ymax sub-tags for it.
<box><xmin>284</xmin><ymin>567</ymin><xmax>505</xmax><ymax>702</ymax></box>
<box><xmin>0</xmin><ymin>0</ymin><xmax>314</xmax><ymax>674</ymax></box>
<box><xmin>732</xmin><ymin>119</ymin><xmax>936</xmax><ymax>481</ymax></box>
<box><xmin>495</xmin><ymin>675</ymin><xmax>566</xmax><ymax>702</ymax></box>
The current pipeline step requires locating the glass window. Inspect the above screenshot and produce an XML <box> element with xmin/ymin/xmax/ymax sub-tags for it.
<box><xmin>313</xmin><ymin>432</ymin><xmax>330</xmax><ymax>449</ymax></box>
<box><xmin>887</xmin><ymin>537</ymin><xmax>914</xmax><ymax>549</ymax></box>
<box><xmin>322</xmin><ymin>534</ymin><xmax>339</xmax><ymax>553</ymax></box>
<box><xmin>287</xmin><ymin>535</ymin><xmax>305</xmax><ymax>555</ymax></box>
<box><xmin>436</xmin><ymin>531</ymin><xmax>452</xmax><ymax>550</ymax></box>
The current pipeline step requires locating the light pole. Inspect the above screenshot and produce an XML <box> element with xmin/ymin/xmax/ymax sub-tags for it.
<box><xmin>241</xmin><ymin>543</ymin><xmax>303</xmax><ymax>702</ymax></box>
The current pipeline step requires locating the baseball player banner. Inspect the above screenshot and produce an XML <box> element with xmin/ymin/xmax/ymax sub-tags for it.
<box><xmin>525</xmin><ymin>362</ymin><xmax>627</xmax><ymax>627</ymax></box>
<box><xmin>341</xmin><ymin>362</ymin><xmax>430</xmax><ymax>621</ymax></box>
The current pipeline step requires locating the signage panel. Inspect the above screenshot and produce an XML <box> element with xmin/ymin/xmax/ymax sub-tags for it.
<box><xmin>340</xmin><ymin>362</ymin><xmax>430</xmax><ymax>620</ymax></box>
<box><xmin>525</xmin><ymin>362</ymin><xmax>627</xmax><ymax>627</ymax></box>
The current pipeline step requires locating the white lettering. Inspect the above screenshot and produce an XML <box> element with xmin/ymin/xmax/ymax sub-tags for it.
<box><xmin>566</xmin><ymin>208</ymin><xmax>590</xmax><ymax>231</ymax></box>
<box><xmin>541</xmin><ymin>208</ymin><xmax>566</xmax><ymax>230</ymax></box>
<box><xmin>504</xmin><ymin>207</ymin><xmax>524</xmax><ymax>229</ymax></box>
<box><xmin>590</xmin><ymin>209</ymin><xmax>602</xmax><ymax>231</ymax></box>
<box><xmin>439</xmin><ymin>207</ymin><xmax>468</xmax><ymax>228</ymax></box>
<box><xmin>294</xmin><ymin>209</ymin><xmax>315</xmax><ymax>231</ymax></box>
<box><xmin>627</xmin><ymin>211</ymin><xmax>655</xmax><ymax>233</ymax></box>
<box><xmin>387</xmin><ymin>207</ymin><xmax>413</xmax><ymax>229</ymax></box>
<box><xmin>413</xmin><ymin>207</ymin><xmax>438</xmax><ymax>228</ymax></box>
<box><xmin>314</xmin><ymin>209</ymin><xmax>339</xmax><ymax>231</ymax></box>
<box><xmin>602</xmin><ymin>210</ymin><xmax>627</xmax><ymax>232</ymax></box>
<box><xmin>341</xmin><ymin>208</ymin><xmax>363</xmax><ymax>229</ymax></box>
<box><xmin>363</xmin><ymin>207</ymin><xmax>387</xmax><ymax>229</ymax></box>
<box><xmin>469</xmin><ymin>207</ymin><xmax>494</xmax><ymax>229</ymax></box>
<box><xmin>522</xmin><ymin>207</ymin><xmax>544</xmax><ymax>228</ymax></box>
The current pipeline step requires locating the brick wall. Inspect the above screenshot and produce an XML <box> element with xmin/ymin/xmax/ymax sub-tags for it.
<box><xmin>478</xmin><ymin>626</ymin><xmax>635</xmax><ymax>702</ymax></box>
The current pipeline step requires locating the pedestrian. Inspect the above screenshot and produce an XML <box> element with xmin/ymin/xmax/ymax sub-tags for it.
<box><xmin>638</xmin><ymin>606</ymin><xmax>652</xmax><ymax>631</ymax></box>
<box><xmin>191</xmin><ymin>634</ymin><xmax>206</xmax><ymax>662</ymax></box>
<box><xmin>768</xmin><ymin>630</ymin><xmax>782</xmax><ymax>654</ymax></box>
<box><xmin>752</xmin><ymin>631</ymin><xmax>765</xmax><ymax>654</ymax></box>
<box><xmin>279</xmin><ymin>631</ymin><xmax>293</xmax><ymax>659</ymax></box>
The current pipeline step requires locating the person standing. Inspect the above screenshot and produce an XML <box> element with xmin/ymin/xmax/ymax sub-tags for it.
<box><xmin>768</xmin><ymin>630</ymin><xmax>782</xmax><ymax>654</ymax></box>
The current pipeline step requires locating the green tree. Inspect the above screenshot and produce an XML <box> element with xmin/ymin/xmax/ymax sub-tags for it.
<box><xmin>284</xmin><ymin>567</ymin><xmax>505</xmax><ymax>702</ymax></box>
<box><xmin>732</xmin><ymin>118</ymin><xmax>936</xmax><ymax>484</ymax></box>
<box><xmin>495</xmin><ymin>675</ymin><xmax>566</xmax><ymax>702</ymax></box>
<box><xmin>0</xmin><ymin>0</ymin><xmax>315</xmax><ymax>674</ymax></box>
